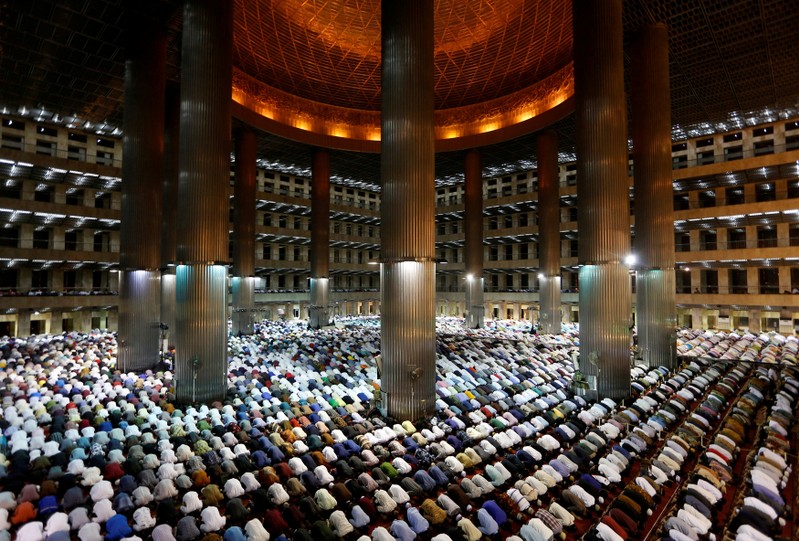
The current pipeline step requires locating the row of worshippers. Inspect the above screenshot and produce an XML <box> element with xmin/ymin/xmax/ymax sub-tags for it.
<box><xmin>728</xmin><ymin>368</ymin><xmax>796</xmax><ymax>541</ymax></box>
<box><xmin>0</xmin><ymin>321</ymin><xmax>795</xmax><ymax>541</ymax></box>
<box><xmin>585</xmin><ymin>359</ymin><xmax>750</xmax><ymax>541</ymax></box>
<box><xmin>653</xmin><ymin>363</ymin><xmax>761</xmax><ymax>541</ymax></box>
<box><xmin>520</xmin><ymin>357</ymin><xmax>752</xmax><ymax>541</ymax></box>
<box><xmin>0</xmin><ymin>320</ymin><xmax>668</xmax><ymax>540</ymax></box>
<box><xmin>677</xmin><ymin>329</ymin><xmax>798</xmax><ymax>365</ymax></box>
<box><xmin>0</xmin><ymin>324</ymin><xmax>587</xmax><ymax>540</ymax></box>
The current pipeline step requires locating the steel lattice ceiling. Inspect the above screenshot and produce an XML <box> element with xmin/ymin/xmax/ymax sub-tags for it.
<box><xmin>0</xmin><ymin>0</ymin><xmax>798</xmax><ymax>187</ymax></box>
<box><xmin>233</xmin><ymin>0</ymin><xmax>572</xmax><ymax>111</ymax></box>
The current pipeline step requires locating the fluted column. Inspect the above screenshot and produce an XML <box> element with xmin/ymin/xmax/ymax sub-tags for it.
<box><xmin>464</xmin><ymin>149</ymin><xmax>484</xmax><ymax>329</ymax></box>
<box><xmin>380</xmin><ymin>0</ymin><xmax>436</xmax><ymax>420</ymax></box>
<box><xmin>174</xmin><ymin>0</ymin><xmax>233</xmax><ymax>403</ymax></box>
<box><xmin>309</xmin><ymin>148</ymin><xmax>331</xmax><ymax>329</ymax></box>
<box><xmin>537</xmin><ymin>130</ymin><xmax>561</xmax><ymax>334</ymax></box>
<box><xmin>160</xmin><ymin>84</ymin><xmax>180</xmax><ymax>343</ymax></box>
<box><xmin>232</xmin><ymin>129</ymin><xmax>257</xmax><ymax>335</ymax></box>
<box><xmin>632</xmin><ymin>24</ymin><xmax>677</xmax><ymax>370</ymax></box>
<box><xmin>574</xmin><ymin>0</ymin><xmax>631</xmax><ymax>400</ymax></box>
<box><xmin>118</xmin><ymin>20</ymin><xmax>165</xmax><ymax>372</ymax></box>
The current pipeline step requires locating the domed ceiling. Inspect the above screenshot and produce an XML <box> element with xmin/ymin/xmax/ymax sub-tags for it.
<box><xmin>230</xmin><ymin>0</ymin><xmax>575</xmax><ymax>151</ymax></box>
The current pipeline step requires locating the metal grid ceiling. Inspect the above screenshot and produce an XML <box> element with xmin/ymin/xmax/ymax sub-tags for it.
<box><xmin>0</xmin><ymin>0</ymin><xmax>797</xmax><ymax>186</ymax></box>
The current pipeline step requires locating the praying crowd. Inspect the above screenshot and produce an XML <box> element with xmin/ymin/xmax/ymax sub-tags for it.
<box><xmin>0</xmin><ymin>319</ymin><xmax>794</xmax><ymax>541</ymax></box>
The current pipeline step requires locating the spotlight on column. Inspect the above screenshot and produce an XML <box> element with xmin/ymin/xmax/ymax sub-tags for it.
<box><xmin>537</xmin><ymin>272</ymin><xmax>545</xmax><ymax>280</ymax></box>
<box><xmin>466</xmin><ymin>273</ymin><xmax>473</xmax><ymax>281</ymax></box>
<box><xmin>624</xmin><ymin>254</ymin><xmax>637</xmax><ymax>267</ymax></box>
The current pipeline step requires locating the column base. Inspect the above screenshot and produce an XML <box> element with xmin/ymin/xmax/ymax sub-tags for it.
<box><xmin>381</xmin><ymin>260</ymin><xmax>436</xmax><ymax>421</ymax></box>
<box><xmin>161</xmin><ymin>270</ymin><xmax>176</xmax><ymax>342</ymax></box>
<box><xmin>231</xmin><ymin>276</ymin><xmax>256</xmax><ymax>335</ymax></box>
<box><xmin>175</xmin><ymin>264</ymin><xmax>228</xmax><ymax>404</ymax></box>
<box><xmin>539</xmin><ymin>275</ymin><xmax>562</xmax><ymax>334</ymax></box>
<box><xmin>465</xmin><ymin>277</ymin><xmax>484</xmax><ymax>329</ymax></box>
<box><xmin>309</xmin><ymin>277</ymin><xmax>330</xmax><ymax>329</ymax></box>
<box><xmin>636</xmin><ymin>269</ymin><xmax>677</xmax><ymax>369</ymax></box>
<box><xmin>119</xmin><ymin>270</ymin><xmax>161</xmax><ymax>372</ymax></box>
<box><xmin>578</xmin><ymin>263</ymin><xmax>632</xmax><ymax>401</ymax></box>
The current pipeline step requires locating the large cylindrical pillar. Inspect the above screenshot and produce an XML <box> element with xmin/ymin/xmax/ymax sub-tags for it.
<box><xmin>118</xmin><ymin>20</ymin><xmax>165</xmax><ymax>372</ymax></box>
<box><xmin>309</xmin><ymin>148</ymin><xmax>331</xmax><ymax>329</ymax></box>
<box><xmin>464</xmin><ymin>149</ymin><xmax>485</xmax><ymax>329</ymax></box>
<box><xmin>573</xmin><ymin>0</ymin><xmax>631</xmax><ymax>400</ymax></box>
<box><xmin>537</xmin><ymin>130</ymin><xmax>561</xmax><ymax>335</ymax></box>
<box><xmin>160</xmin><ymin>84</ymin><xmax>180</xmax><ymax>342</ymax></box>
<box><xmin>632</xmin><ymin>24</ymin><xmax>677</xmax><ymax>370</ymax></box>
<box><xmin>174</xmin><ymin>0</ymin><xmax>232</xmax><ymax>403</ymax></box>
<box><xmin>232</xmin><ymin>129</ymin><xmax>257</xmax><ymax>335</ymax></box>
<box><xmin>380</xmin><ymin>0</ymin><xmax>436</xmax><ymax>420</ymax></box>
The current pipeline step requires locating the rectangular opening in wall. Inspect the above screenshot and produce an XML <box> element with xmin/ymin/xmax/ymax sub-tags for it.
<box><xmin>37</xmin><ymin>125</ymin><xmax>57</xmax><ymax>137</ymax></box>
<box><xmin>1</xmin><ymin>226</ymin><xmax>19</xmax><ymax>248</ymax></box>
<box><xmin>674</xmin><ymin>232</ymin><xmax>690</xmax><ymax>252</ymax></box>
<box><xmin>753</xmin><ymin>140</ymin><xmax>774</xmax><ymax>156</ymax></box>
<box><xmin>676</xmin><ymin>268</ymin><xmax>691</xmax><ymax>293</ymax></box>
<box><xmin>64</xmin><ymin>231</ymin><xmax>78</xmax><ymax>251</ymax></box>
<box><xmin>698</xmin><ymin>190</ymin><xmax>716</xmax><ymax>207</ymax></box>
<box><xmin>701</xmin><ymin>269</ymin><xmax>718</xmax><ymax>294</ymax></box>
<box><xmin>697</xmin><ymin>150</ymin><xmax>715</xmax><ymax>165</ymax></box>
<box><xmin>790</xmin><ymin>224</ymin><xmax>799</xmax><ymax>246</ymax></box>
<box><xmin>34</xmin><ymin>184</ymin><xmax>54</xmax><ymax>202</ymax></box>
<box><xmin>1</xmin><ymin>134</ymin><xmax>24</xmax><ymax>151</ymax></box>
<box><xmin>96</xmin><ymin>151</ymin><xmax>114</xmax><ymax>166</ymax></box>
<box><xmin>725</xmin><ymin>187</ymin><xmax>744</xmax><ymax>205</ymax></box>
<box><xmin>33</xmin><ymin>229</ymin><xmax>50</xmax><ymax>249</ymax></box>
<box><xmin>729</xmin><ymin>268</ymin><xmax>747</xmax><ymax>294</ymax></box>
<box><xmin>699</xmin><ymin>229</ymin><xmax>717</xmax><ymax>250</ymax></box>
<box><xmin>0</xmin><ymin>269</ymin><xmax>17</xmax><ymax>289</ymax></box>
<box><xmin>728</xmin><ymin>228</ymin><xmax>746</xmax><ymax>249</ymax></box>
<box><xmin>696</xmin><ymin>137</ymin><xmax>713</xmax><ymax>148</ymax></box>
<box><xmin>673</xmin><ymin>194</ymin><xmax>689</xmax><ymax>210</ymax></box>
<box><xmin>755</xmin><ymin>182</ymin><xmax>776</xmax><ymax>202</ymax></box>
<box><xmin>722</xmin><ymin>132</ymin><xmax>742</xmax><ymax>143</ymax></box>
<box><xmin>31</xmin><ymin>269</ymin><xmax>49</xmax><ymax>289</ymax></box>
<box><xmin>672</xmin><ymin>155</ymin><xmax>688</xmax><ymax>169</ymax></box>
<box><xmin>757</xmin><ymin>226</ymin><xmax>777</xmax><ymax>248</ymax></box>
<box><xmin>67</xmin><ymin>145</ymin><xmax>87</xmax><ymax>161</ymax></box>
<box><xmin>0</xmin><ymin>180</ymin><xmax>21</xmax><ymax>199</ymax></box>
<box><xmin>3</xmin><ymin>118</ymin><xmax>25</xmax><ymax>130</ymax></box>
<box><xmin>724</xmin><ymin>145</ymin><xmax>743</xmax><ymax>160</ymax></box>
<box><xmin>759</xmin><ymin>267</ymin><xmax>779</xmax><ymax>294</ymax></box>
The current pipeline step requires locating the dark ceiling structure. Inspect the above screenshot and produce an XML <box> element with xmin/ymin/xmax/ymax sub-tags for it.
<box><xmin>1</xmin><ymin>0</ymin><xmax>798</xmax><ymax>188</ymax></box>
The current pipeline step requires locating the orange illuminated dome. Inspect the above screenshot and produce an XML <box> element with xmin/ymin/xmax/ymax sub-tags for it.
<box><xmin>231</xmin><ymin>0</ymin><xmax>574</xmax><ymax>152</ymax></box>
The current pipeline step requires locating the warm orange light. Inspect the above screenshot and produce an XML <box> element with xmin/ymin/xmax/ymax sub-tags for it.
<box><xmin>232</xmin><ymin>63</ymin><xmax>573</xmax><ymax>148</ymax></box>
<box><xmin>441</xmin><ymin>128</ymin><xmax>460</xmax><ymax>139</ymax></box>
<box><xmin>294</xmin><ymin>118</ymin><xmax>311</xmax><ymax>131</ymax></box>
